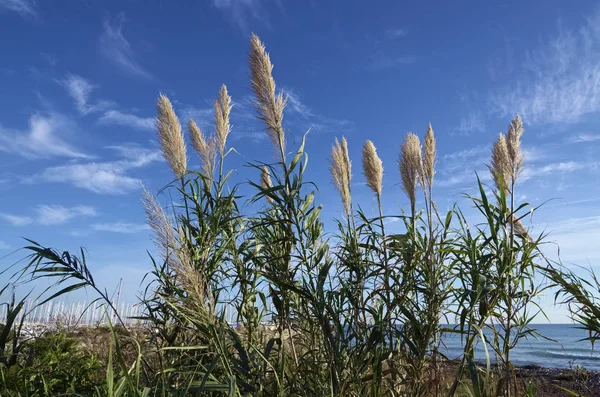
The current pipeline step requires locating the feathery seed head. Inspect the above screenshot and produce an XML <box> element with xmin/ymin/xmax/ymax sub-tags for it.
<box><xmin>143</xmin><ymin>187</ymin><xmax>180</xmax><ymax>270</ymax></box>
<box><xmin>399</xmin><ymin>133</ymin><xmax>423</xmax><ymax>209</ymax></box>
<box><xmin>214</xmin><ymin>84</ymin><xmax>232</xmax><ymax>156</ymax></box>
<box><xmin>341</xmin><ymin>137</ymin><xmax>352</xmax><ymax>188</ymax></box>
<box><xmin>423</xmin><ymin>123</ymin><xmax>436</xmax><ymax>190</ymax></box>
<box><xmin>506</xmin><ymin>114</ymin><xmax>524</xmax><ymax>183</ymax></box>
<box><xmin>330</xmin><ymin>137</ymin><xmax>352</xmax><ymax>215</ymax></box>
<box><xmin>249</xmin><ymin>34</ymin><xmax>286</xmax><ymax>161</ymax></box>
<box><xmin>261</xmin><ymin>165</ymin><xmax>273</xmax><ymax>203</ymax></box>
<box><xmin>491</xmin><ymin>132</ymin><xmax>511</xmax><ymax>192</ymax></box>
<box><xmin>362</xmin><ymin>140</ymin><xmax>383</xmax><ymax>196</ymax></box>
<box><xmin>188</xmin><ymin>119</ymin><xmax>215</xmax><ymax>177</ymax></box>
<box><xmin>157</xmin><ymin>94</ymin><xmax>187</xmax><ymax>178</ymax></box>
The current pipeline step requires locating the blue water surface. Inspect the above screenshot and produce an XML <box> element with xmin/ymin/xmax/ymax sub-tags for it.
<box><xmin>441</xmin><ymin>324</ymin><xmax>600</xmax><ymax>370</ymax></box>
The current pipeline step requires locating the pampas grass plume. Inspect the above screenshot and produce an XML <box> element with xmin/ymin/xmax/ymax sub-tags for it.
<box><xmin>399</xmin><ymin>133</ymin><xmax>423</xmax><ymax>209</ymax></box>
<box><xmin>188</xmin><ymin>119</ymin><xmax>215</xmax><ymax>177</ymax></box>
<box><xmin>491</xmin><ymin>132</ymin><xmax>511</xmax><ymax>192</ymax></box>
<box><xmin>423</xmin><ymin>123</ymin><xmax>436</xmax><ymax>190</ymax></box>
<box><xmin>157</xmin><ymin>94</ymin><xmax>187</xmax><ymax>179</ymax></box>
<box><xmin>249</xmin><ymin>33</ymin><xmax>287</xmax><ymax>160</ymax></box>
<box><xmin>331</xmin><ymin>137</ymin><xmax>352</xmax><ymax>215</ymax></box>
<box><xmin>214</xmin><ymin>84</ymin><xmax>232</xmax><ymax>156</ymax></box>
<box><xmin>362</xmin><ymin>140</ymin><xmax>383</xmax><ymax>196</ymax></box>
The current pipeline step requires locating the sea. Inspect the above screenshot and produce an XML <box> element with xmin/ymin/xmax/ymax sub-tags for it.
<box><xmin>441</xmin><ymin>324</ymin><xmax>600</xmax><ymax>371</ymax></box>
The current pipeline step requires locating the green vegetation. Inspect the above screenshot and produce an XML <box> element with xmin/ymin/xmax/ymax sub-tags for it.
<box><xmin>0</xmin><ymin>34</ymin><xmax>598</xmax><ymax>397</ymax></box>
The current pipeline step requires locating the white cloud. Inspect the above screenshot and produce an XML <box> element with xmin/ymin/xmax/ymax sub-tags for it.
<box><xmin>521</xmin><ymin>161</ymin><xmax>599</xmax><ymax>180</ymax></box>
<box><xmin>0</xmin><ymin>113</ymin><xmax>88</xmax><ymax>159</ymax></box>
<box><xmin>0</xmin><ymin>241</ymin><xmax>9</xmax><ymax>249</ymax></box>
<box><xmin>58</xmin><ymin>74</ymin><xmax>113</xmax><ymax>115</ymax></box>
<box><xmin>105</xmin><ymin>144</ymin><xmax>162</xmax><ymax>166</ymax></box>
<box><xmin>34</xmin><ymin>146</ymin><xmax>161</xmax><ymax>194</ymax></box>
<box><xmin>568</xmin><ymin>133</ymin><xmax>600</xmax><ymax>143</ymax></box>
<box><xmin>491</xmin><ymin>8</ymin><xmax>600</xmax><ymax>124</ymax></box>
<box><xmin>99</xmin><ymin>110</ymin><xmax>154</xmax><ymax>131</ymax></box>
<box><xmin>0</xmin><ymin>0</ymin><xmax>37</xmax><ymax>18</ymax></box>
<box><xmin>100</xmin><ymin>13</ymin><xmax>152</xmax><ymax>79</ymax></box>
<box><xmin>91</xmin><ymin>222</ymin><xmax>149</xmax><ymax>233</ymax></box>
<box><xmin>0</xmin><ymin>213</ymin><xmax>32</xmax><ymax>226</ymax></box>
<box><xmin>35</xmin><ymin>205</ymin><xmax>96</xmax><ymax>225</ymax></box>
<box><xmin>38</xmin><ymin>162</ymin><xmax>142</xmax><ymax>195</ymax></box>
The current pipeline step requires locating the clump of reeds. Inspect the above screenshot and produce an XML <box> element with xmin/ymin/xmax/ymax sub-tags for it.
<box><xmin>249</xmin><ymin>33</ymin><xmax>287</xmax><ymax>161</ymax></box>
<box><xmin>157</xmin><ymin>94</ymin><xmax>187</xmax><ymax>179</ymax></box>
<box><xmin>331</xmin><ymin>137</ymin><xmax>352</xmax><ymax>215</ymax></box>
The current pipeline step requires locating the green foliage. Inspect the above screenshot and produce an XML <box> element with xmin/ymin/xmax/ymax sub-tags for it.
<box><xmin>1</xmin><ymin>331</ymin><xmax>102</xmax><ymax>396</ymax></box>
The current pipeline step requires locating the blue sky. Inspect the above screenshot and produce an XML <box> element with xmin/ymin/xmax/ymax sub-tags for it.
<box><xmin>1</xmin><ymin>0</ymin><xmax>599</xmax><ymax>322</ymax></box>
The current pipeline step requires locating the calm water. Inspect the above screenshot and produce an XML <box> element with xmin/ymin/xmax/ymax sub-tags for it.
<box><xmin>441</xmin><ymin>324</ymin><xmax>600</xmax><ymax>370</ymax></box>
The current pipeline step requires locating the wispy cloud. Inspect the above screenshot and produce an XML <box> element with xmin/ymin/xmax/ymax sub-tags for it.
<box><xmin>437</xmin><ymin>145</ymin><xmax>490</xmax><ymax>187</ymax></box>
<box><xmin>454</xmin><ymin>112</ymin><xmax>485</xmax><ymax>135</ymax></box>
<box><xmin>0</xmin><ymin>241</ymin><xmax>9</xmax><ymax>250</ymax></box>
<box><xmin>0</xmin><ymin>0</ymin><xmax>37</xmax><ymax>18</ymax></box>
<box><xmin>100</xmin><ymin>13</ymin><xmax>152</xmax><ymax>79</ymax></box>
<box><xmin>99</xmin><ymin>110</ymin><xmax>155</xmax><ymax>131</ymax></box>
<box><xmin>368</xmin><ymin>52</ymin><xmax>416</xmax><ymax>70</ymax></box>
<box><xmin>535</xmin><ymin>215</ymin><xmax>600</xmax><ymax>264</ymax></box>
<box><xmin>36</xmin><ymin>205</ymin><xmax>96</xmax><ymax>225</ymax></box>
<box><xmin>33</xmin><ymin>145</ymin><xmax>161</xmax><ymax>194</ymax></box>
<box><xmin>283</xmin><ymin>89</ymin><xmax>354</xmax><ymax>134</ymax></box>
<box><xmin>58</xmin><ymin>74</ymin><xmax>113</xmax><ymax>115</ymax></box>
<box><xmin>385</xmin><ymin>28</ymin><xmax>407</xmax><ymax>39</ymax></box>
<box><xmin>0</xmin><ymin>212</ymin><xmax>32</xmax><ymax>226</ymax></box>
<box><xmin>91</xmin><ymin>222</ymin><xmax>149</xmax><ymax>233</ymax></box>
<box><xmin>0</xmin><ymin>113</ymin><xmax>89</xmax><ymax>159</ymax></box>
<box><xmin>568</xmin><ymin>133</ymin><xmax>600</xmax><ymax>143</ymax></box>
<box><xmin>212</xmin><ymin>0</ymin><xmax>274</xmax><ymax>32</ymax></box>
<box><xmin>491</xmin><ymin>7</ymin><xmax>600</xmax><ymax>124</ymax></box>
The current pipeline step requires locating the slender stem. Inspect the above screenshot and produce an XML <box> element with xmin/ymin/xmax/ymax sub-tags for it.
<box><xmin>376</xmin><ymin>193</ymin><xmax>392</xmax><ymax>350</ymax></box>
